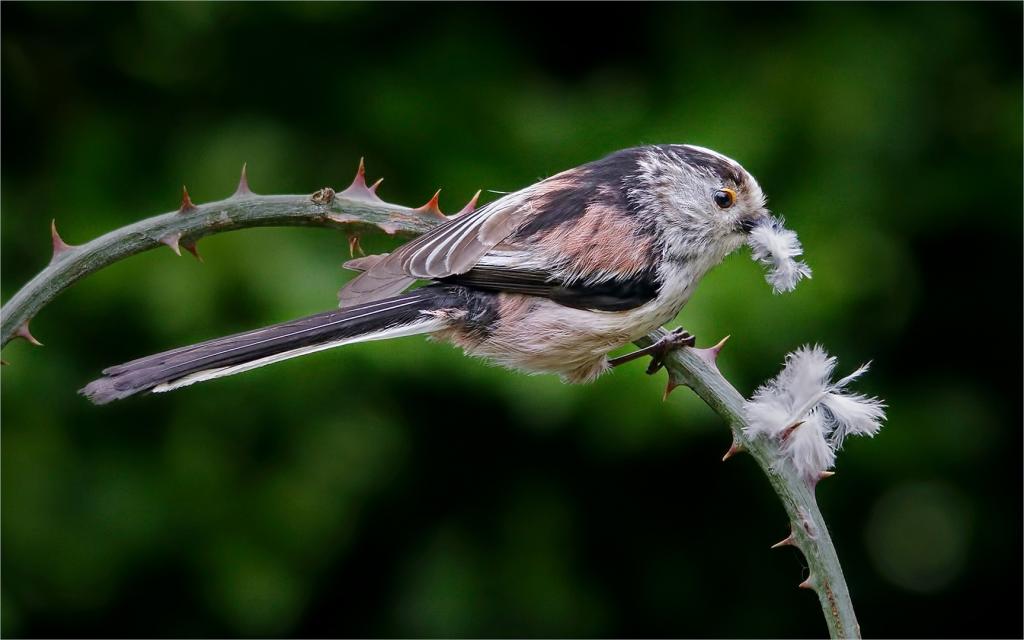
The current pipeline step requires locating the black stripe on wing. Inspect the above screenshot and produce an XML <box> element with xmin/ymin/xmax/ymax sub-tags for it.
<box><xmin>442</xmin><ymin>266</ymin><xmax>661</xmax><ymax>312</ymax></box>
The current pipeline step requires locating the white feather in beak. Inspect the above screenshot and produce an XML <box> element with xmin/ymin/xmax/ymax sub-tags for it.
<box><xmin>746</xmin><ymin>217</ymin><xmax>812</xmax><ymax>293</ymax></box>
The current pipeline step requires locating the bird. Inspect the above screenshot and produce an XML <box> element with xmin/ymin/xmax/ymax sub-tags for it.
<box><xmin>81</xmin><ymin>144</ymin><xmax>774</xmax><ymax>405</ymax></box>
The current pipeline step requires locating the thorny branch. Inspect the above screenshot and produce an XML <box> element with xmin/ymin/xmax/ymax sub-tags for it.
<box><xmin>0</xmin><ymin>161</ymin><xmax>860</xmax><ymax>638</ymax></box>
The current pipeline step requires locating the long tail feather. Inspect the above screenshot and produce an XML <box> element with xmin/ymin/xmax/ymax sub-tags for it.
<box><xmin>81</xmin><ymin>290</ymin><xmax>446</xmax><ymax>404</ymax></box>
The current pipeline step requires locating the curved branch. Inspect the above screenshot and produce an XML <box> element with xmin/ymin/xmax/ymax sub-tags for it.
<box><xmin>0</xmin><ymin>169</ymin><xmax>859</xmax><ymax>638</ymax></box>
<box><xmin>1</xmin><ymin>181</ymin><xmax>436</xmax><ymax>348</ymax></box>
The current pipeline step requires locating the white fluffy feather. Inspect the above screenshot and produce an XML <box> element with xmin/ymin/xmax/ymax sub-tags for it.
<box><xmin>746</xmin><ymin>217</ymin><xmax>812</xmax><ymax>293</ymax></box>
<box><xmin>743</xmin><ymin>345</ymin><xmax>886</xmax><ymax>481</ymax></box>
<box><xmin>777</xmin><ymin>413</ymin><xmax>835</xmax><ymax>479</ymax></box>
<box><xmin>743</xmin><ymin>387</ymin><xmax>791</xmax><ymax>440</ymax></box>
<box><xmin>821</xmin><ymin>392</ymin><xmax>886</xmax><ymax>448</ymax></box>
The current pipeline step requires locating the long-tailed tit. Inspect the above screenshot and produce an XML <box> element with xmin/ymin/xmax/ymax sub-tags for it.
<box><xmin>82</xmin><ymin>144</ymin><xmax>807</xmax><ymax>404</ymax></box>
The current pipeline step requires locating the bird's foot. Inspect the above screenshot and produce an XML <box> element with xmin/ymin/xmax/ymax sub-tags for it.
<box><xmin>608</xmin><ymin>327</ymin><xmax>696</xmax><ymax>375</ymax></box>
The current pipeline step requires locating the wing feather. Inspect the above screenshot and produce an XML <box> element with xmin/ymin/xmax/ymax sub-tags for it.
<box><xmin>441</xmin><ymin>263</ymin><xmax>661</xmax><ymax>312</ymax></box>
<box><xmin>339</xmin><ymin>191</ymin><xmax>532</xmax><ymax>307</ymax></box>
<box><xmin>337</xmin><ymin>149</ymin><xmax>653</xmax><ymax>308</ymax></box>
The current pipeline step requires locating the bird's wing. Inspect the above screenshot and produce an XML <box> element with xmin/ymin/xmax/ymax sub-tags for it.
<box><xmin>439</xmin><ymin>264</ymin><xmax>661</xmax><ymax>312</ymax></box>
<box><xmin>337</xmin><ymin>192</ymin><xmax>534</xmax><ymax>307</ymax></box>
<box><xmin>338</xmin><ymin>164</ymin><xmax>584</xmax><ymax>307</ymax></box>
<box><xmin>338</xmin><ymin>152</ymin><xmax>662</xmax><ymax>311</ymax></box>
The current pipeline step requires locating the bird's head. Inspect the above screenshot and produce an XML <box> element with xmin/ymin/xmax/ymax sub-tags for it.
<box><xmin>632</xmin><ymin>144</ymin><xmax>771</xmax><ymax>258</ymax></box>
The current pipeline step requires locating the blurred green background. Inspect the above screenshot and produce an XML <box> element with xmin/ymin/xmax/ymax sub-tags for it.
<box><xmin>2</xmin><ymin>2</ymin><xmax>1021</xmax><ymax>638</ymax></box>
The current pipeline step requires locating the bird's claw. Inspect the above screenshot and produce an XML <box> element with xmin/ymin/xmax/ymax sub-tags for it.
<box><xmin>644</xmin><ymin>327</ymin><xmax>696</xmax><ymax>375</ymax></box>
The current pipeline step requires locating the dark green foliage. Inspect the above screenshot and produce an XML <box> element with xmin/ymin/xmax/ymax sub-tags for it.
<box><xmin>1</xmin><ymin>3</ymin><xmax>1021</xmax><ymax>637</ymax></box>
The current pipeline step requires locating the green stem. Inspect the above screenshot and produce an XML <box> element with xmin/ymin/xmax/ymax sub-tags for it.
<box><xmin>0</xmin><ymin>177</ymin><xmax>860</xmax><ymax>638</ymax></box>
<box><xmin>1</xmin><ymin>188</ymin><xmax>434</xmax><ymax>347</ymax></box>
<box><xmin>641</xmin><ymin>330</ymin><xmax>860</xmax><ymax>638</ymax></box>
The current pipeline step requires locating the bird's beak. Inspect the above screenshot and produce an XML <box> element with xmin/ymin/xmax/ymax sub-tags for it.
<box><xmin>739</xmin><ymin>213</ymin><xmax>770</xmax><ymax>234</ymax></box>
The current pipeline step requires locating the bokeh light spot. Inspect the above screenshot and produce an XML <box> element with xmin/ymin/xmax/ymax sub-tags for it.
<box><xmin>865</xmin><ymin>481</ymin><xmax>970</xmax><ymax>592</ymax></box>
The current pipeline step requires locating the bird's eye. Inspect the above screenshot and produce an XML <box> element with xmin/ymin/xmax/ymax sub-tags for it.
<box><xmin>713</xmin><ymin>188</ymin><xmax>736</xmax><ymax>209</ymax></box>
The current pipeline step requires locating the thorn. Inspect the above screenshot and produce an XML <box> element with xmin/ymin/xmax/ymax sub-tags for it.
<box><xmin>812</xmin><ymin>470</ymin><xmax>836</xmax><ymax>487</ymax></box>
<box><xmin>0</xmin><ymin>359</ymin><xmax>8</xmax><ymax>366</ymax></box>
<box><xmin>233</xmin><ymin>162</ymin><xmax>252</xmax><ymax>197</ymax></box>
<box><xmin>722</xmin><ymin>438</ymin><xmax>745</xmax><ymax>461</ymax></box>
<box><xmin>798</xmin><ymin>576</ymin><xmax>816</xmax><ymax>590</ymax></box>
<box><xmin>708</xmin><ymin>334</ymin><xmax>730</xmax><ymax>357</ymax></box>
<box><xmin>181</xmin><ymin>238</ymin><xmax>203</xmax><ymax>262</ymax></box>
<box><xmin>339</xmin><ymin>157</ymin><xmax>384</xmax><ymax>202</ymax></box>
<box><xmin>348</xmin><ymin>235</ymin><xmax>364</xmax><ymax>258</ymax></box>
<box><xmin>693</xmin><ymin>334</ymin><xmax>730</xmax><ymax>367</ymax></box>
<box><xmin>15</xmin><ymin>321</ymin><xmax>43</xmax><ymax>346</ymax></box>
<box><xmin>454</xmin><ymin>190</ymin><xmax>481</xmax><ymax>217</ymax></box>
<box><xmin>159</xmin><ymin>232</ymin><xmax>182</xmax><ymax>256</ymax></box>
<box><xmin>771</xmin><ymin>532</ymin><xmax>796</xmax><ymax>549</ymax></box>
<box><xmin>178</xmin><ymin>185</ymin><xmax>197</xmax><ymax>214</ymax></box>
<box><xmin>662</xmin><ymin>377</ymin><xmax>682</xmax><ymax>401</ymax></box>
<box><xmin>49</xmin><ymin>219</ymin><xmax>76</xmax><ymax>264</ymax></box>
<box><xmin>780</xmin><ymin>420</ymin><xmax>805</xmax><ymax>441</ymax></box>
<box><xmin>414</xmin><ymin>190</ymin><xmax>446</xmax><ymax>219</ymax></box>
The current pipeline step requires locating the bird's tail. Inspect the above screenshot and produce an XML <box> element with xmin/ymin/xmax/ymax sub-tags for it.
<box><xmin>80</xmin><ymin>289</ymin><xmax>450</xmax><ymax>405</ymax></box>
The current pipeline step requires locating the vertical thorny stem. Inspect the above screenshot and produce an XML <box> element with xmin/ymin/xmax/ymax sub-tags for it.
<box><xmin>644</xmin><ymin>329</ymin><xmax>860</xmax><ymax>638</ymax></box>
<box><xmin>0</xmin><ymin>164</ymin><xmax>860</xmax><ymax>638</ymax></box>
